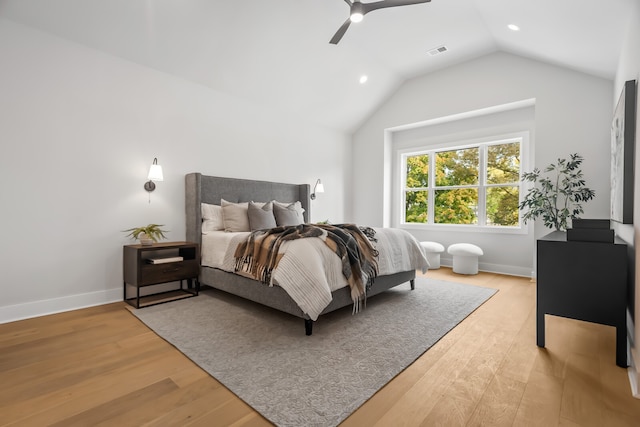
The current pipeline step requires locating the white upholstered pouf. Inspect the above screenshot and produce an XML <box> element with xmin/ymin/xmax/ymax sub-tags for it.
<box><xmin>447</xmin><ymin>243</ymin><xmax>483</xmax><ymax>275</ymax></box>
<box><xmin>420</xmin><ymin>241</ymin><xmax>445</xmax><ymax>269</ymax></box>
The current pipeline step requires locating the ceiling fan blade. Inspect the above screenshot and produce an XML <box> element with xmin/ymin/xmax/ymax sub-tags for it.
<box><xmin>363</xmin><ymin>0</ymin><xmax>431</xmax><ymax>15</ymax></box>
<box><xmin>330</xmin><ymin>18</ymin><xmax>352</xmax><ymax>44</ymax></box>
<box><xmin>330</xmin><ymin>0</ymin><xmax>429</xmax><ymax>44</ymax></box>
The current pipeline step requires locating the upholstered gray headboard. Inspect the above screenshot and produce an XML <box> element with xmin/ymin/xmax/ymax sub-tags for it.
<box><xmin>185</xmin><ymin>173</ymin><xmax>311</xmax><ymax>246</ymax></box>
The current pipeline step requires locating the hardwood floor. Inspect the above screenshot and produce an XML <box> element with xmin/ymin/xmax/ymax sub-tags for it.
<box><xmin>1</xmin><ymin>268</ymin><xmax>639</xmax><ymax>426</ymax></box>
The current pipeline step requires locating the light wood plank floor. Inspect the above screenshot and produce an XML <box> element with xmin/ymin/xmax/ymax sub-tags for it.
<box><xmin>1</xmin><ymin>268</ymin><xmax>639</xmax><ymax>426</ymax></box>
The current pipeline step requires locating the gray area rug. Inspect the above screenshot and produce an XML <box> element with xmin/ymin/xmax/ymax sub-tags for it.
<box><xmin>132</xmin><ymin>278</ymin><xmax>496</xmax><ymax>426</ymax></box>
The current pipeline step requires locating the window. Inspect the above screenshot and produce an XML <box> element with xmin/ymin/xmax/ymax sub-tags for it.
<box><xmin>401</xmin><ymin>138</ymin><xmax>522</xmax><ymax>229</ymax></box>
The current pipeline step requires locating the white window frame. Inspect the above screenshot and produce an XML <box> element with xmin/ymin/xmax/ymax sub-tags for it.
<box><xmin>398</xmin><ymin>133</ymin><xmax>528</xmax><ymax>234</ymax></box>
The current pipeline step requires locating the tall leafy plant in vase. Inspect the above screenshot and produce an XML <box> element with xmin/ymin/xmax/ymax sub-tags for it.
<box><xmin>518</xmin><ymin>153</ymin><xmax>595</xmax><ymax>231</ymax></box>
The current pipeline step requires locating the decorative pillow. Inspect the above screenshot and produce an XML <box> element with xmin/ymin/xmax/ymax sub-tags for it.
<box><xmin>221</xmin><ymin>199</ymin><xmax>250</xmax><ymax>232</ymax></box>
<box><xmin>201</xmin><ymin>203</ymin><xmax>224</xmax><ymax>233</ymax></box>
<box><xmin>248</xmin><ymin>201</ymin><xmax>277</xmax><ymax>231</ymax></box>
<box><xmin>273</xmin><ymin>202</ymin><xmax>303</xmax><ymax>226</ymax></box>
<box><xmin>274</xmin><ymin>200</ymin><xmax>305</xmax><ymax>220</ymax></box>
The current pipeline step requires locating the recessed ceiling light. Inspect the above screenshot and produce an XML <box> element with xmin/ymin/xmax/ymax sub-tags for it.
<box><xmin>508</xmin><ymin>24</ymin><xmax>520</xmax><ymax>31</ymax></box>
<box><xmin>359</xmin><ymin>75</ymin><xmax>368</xmax><ymax>84</ymax></box>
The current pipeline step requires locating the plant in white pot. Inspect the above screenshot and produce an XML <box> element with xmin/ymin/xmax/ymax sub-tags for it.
<box><xmin>518</xmin><ymin>153</ymin><xmax>596</xmax><ymax>231</ymax></box>
<box><xmin>123</xmin><ymin>224</ymin><xmax>168</xmax><ymax>245</ymax></box>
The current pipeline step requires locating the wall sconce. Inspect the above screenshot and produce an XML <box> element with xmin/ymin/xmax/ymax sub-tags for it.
<box><xmin>310</xmin><ymin>179</ymin><xmax>325</xmax><ymax>200</ymax></box>
<box><xmin>144</xmin><ymin>157</ymin><xmax>163</xmax><ymax>192</ymax></box>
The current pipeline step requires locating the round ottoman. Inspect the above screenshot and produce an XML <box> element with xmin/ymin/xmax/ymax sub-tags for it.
<box><xmin>447</xmin><ymin>243</ymin><xmax>483</xmax><ymax>275</ymax></box>
<box><xmin>420</xmin><ymin>241</ymin><xmax>445</xmax><ymax>269</ymax></box>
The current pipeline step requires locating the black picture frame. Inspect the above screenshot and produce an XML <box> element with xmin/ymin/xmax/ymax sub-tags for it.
<box><xmin>611</xmin><ymin>79</ymin><xmax>636</xmax><ymax>224</ymax></box>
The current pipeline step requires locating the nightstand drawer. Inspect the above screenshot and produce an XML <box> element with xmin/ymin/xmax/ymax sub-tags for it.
<box><xmin>140</xmin><ymin>260</ymin><xmax>198</xmax><ymax>285</ymax></box>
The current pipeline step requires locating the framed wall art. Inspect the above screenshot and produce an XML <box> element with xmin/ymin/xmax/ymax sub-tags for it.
<box><xmin>611</xmin><ymin>79</ymin><xmax>636</xmax><ymax>224</ymax></box>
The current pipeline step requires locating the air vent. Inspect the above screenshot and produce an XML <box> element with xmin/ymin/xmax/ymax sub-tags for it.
<box><xmin>428</xmin><ymin>45</ymin><xmax>448</xmax><ymax>56</ymax></box>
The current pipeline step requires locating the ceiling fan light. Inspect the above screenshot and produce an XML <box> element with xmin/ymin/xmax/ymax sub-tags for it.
<box><xmin>350</xmin><ymin>12</ymin><xmax>363</xmax><ymax>23</ymax></box>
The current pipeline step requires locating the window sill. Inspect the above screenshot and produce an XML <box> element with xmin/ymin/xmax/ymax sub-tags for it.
<box><xmin>399</xmin><ymin>222</ymin><xmax>529</xmax><ymax>235</ymax></box>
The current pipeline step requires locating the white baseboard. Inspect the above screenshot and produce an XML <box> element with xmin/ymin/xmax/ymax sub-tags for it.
<box><xmin>0</xmin><ymin>288</ymin><xmax>122</xmax><ymax>324</ymax></box>
<box><xmin>628</xmin><ymin>369</ymin><xmax>639</xmax><ymax>398</ymax></box>
<box><xmin>439</xmin><ymin>257</ymin><xmax>532</xmax><ymax>278</ymax></box>
<box><xmin>628</xmin><ymin>345</ymin><xmax>640</xmax><ymax>399</ymax></box>
<box><xmin>628</xmin><ymin>310</ymin><xmax>639</xmax><ymax>399</ymax></box>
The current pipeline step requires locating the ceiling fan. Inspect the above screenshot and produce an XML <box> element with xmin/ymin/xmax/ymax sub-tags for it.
<box><xmin>330</xmin><ymin>0</ymin><xmax>432</xmax><ymax>45</ymax></box>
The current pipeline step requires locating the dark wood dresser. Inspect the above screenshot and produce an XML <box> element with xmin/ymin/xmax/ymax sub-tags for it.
<box><xmin>536</xmin><ymin>231</ymin><xmax>628</xmax><ymax>367</ymax></box>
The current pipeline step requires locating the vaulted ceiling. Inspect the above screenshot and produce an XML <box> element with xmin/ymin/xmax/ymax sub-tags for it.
<box><xmin>0</xmin><ymin>0</ymin><xmax>634</xmax><ymax>132</ymax></box>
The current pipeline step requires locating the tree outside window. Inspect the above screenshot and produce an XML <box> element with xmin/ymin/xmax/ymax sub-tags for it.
<box><xmin>405</xmin><ymin>154</ymin><xmax>429</xmax><ymax>223</ymax></box>
<box><xmin>434</xmin><ymin>148</ymin><xmax>479</xmax><ymax>224</ymax></box>
<box><xmin>402</xmin><ymin>140</ymin><xmax>521</xmax><ymax>228</ymax></box>
<box><xmin>486</xmin><ymin>142</ymin><xmax>520</xmax><ymax>226</ymax></box>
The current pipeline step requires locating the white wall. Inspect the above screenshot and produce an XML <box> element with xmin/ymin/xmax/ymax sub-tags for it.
<box><xmin>0</xmin><ymin>18</ymin><xmax>350</xmax><ymax>323</ymax></box>
<box><xmin>614</xmin><ymin>0</ymin><xmax>640</xmax><ymax>397</ymax></box>
<box><xmin>351</xmin><ymin>52</ymin><xmax>613</xmax><ymax>276</ymax></box>
<box><xmin>389</xmin><ymin>103</ymin><xmax>535</xmax><ymax>277</ymax></box>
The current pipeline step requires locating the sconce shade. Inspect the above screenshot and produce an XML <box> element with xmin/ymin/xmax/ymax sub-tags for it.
<box><xmin>147</xmin><ymin>163</ymin><xmax>163</xmax><ymax>181</ymax></box>
<box><xmin>310</xmin><ymin>179</ymin><xmax>325</xmax><ymax>200</ymax></box>
<box><xmin>144</xmin><ymin>157</ymin><xmax>163</xmax><ymax>193</ymax></box>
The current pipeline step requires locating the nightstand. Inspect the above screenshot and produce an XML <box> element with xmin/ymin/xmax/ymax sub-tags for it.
<box><xmin>123</xmin><ymin>241</ymin><xmax>200</xmax><ymax>308</ymax></box>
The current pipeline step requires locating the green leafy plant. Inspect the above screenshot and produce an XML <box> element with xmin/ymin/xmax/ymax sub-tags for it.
<box><xmin>123</xmin><ymin>224</ymin><xmax>168</xmax><ymax>242</ymax></box>
<box><xmin>518</xmin><ymin>153</ymin><xmax>595</xmax><ymax>231</ymax></box>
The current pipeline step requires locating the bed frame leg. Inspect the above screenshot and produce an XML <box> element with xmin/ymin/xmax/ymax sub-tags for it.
<box><xmin>305</xmin><ymin>319</ymin><xmax>313</xmax><ymax>336</ymax></box>
<box><xmin>410</xmin><ymin>279</ymin><xmax>415</xmax><ymax>290</ymax></box>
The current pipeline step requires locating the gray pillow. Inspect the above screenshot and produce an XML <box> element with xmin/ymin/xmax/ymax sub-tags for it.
<box><xmin>248</xmin><ymin>201</ymin><xmax>277</xmax><ymax>231</ymax></box>
<box><xmin>273</xmin><ymin>202</ymin><xmax>303</xmax><ymax>226</ymax></box>
<box><xmin>274</xmin><ymin>200</ymin><xmax>305</xmax><ymax>219</ymax></box>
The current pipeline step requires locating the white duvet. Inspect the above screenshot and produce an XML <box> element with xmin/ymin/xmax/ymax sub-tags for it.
<box><xmin>201</xmin><ymin>227</ymin><xmax>429</xmax><ymax>320</ymax></box>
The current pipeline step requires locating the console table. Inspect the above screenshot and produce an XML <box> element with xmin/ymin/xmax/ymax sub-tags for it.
<box><xmin>536</xmin><ymin>231</ymin><xmax>628</xmax><ymax>367</ymax></box>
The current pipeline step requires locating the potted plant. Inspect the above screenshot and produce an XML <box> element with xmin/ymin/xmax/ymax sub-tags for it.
<box><xmin>123</xmin><ymin>224</ymin><xmax>168</xmax><ymax>245</ymax></box>
<box><xmin>518</xmin><ymin>153</ymin><xmax>595</xmax><ymax>231</ymax></box>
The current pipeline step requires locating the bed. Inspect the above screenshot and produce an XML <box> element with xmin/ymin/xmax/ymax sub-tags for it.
<box><xmin>185</xmin><ymin>173</ymin><xmax>429</xmax><ymax>335</ymax></box>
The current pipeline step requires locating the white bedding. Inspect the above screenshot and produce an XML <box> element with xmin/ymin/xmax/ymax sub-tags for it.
<box><xmin>201</xmin><ymin>227</ymin><xmax>429</xmax><ymax>321</ymax></box>
<box><xmin>201</xmin><ymin>231</ymin><xmax>250</xmax><ymax>268</ymax></box>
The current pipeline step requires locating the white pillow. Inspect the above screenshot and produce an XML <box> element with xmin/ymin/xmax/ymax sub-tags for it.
<box><xmin>201</xmin><ymin>203</ymin><xmax>224</xmax><ymax>233</ymax></box>
<box><xmin>221</xmin><ymin>199</ymin><xmax>250</xmax><ymax>232</ymax></box>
